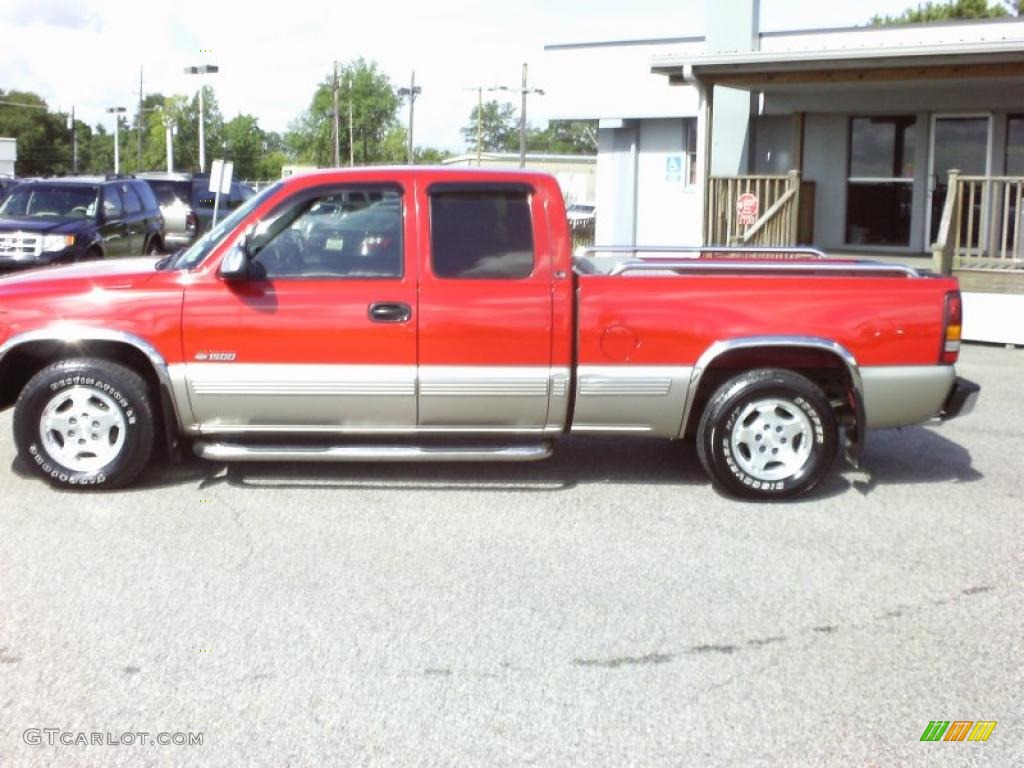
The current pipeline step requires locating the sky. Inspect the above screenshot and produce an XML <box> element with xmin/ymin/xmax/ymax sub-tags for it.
<box><xmin>1</xmin><ymin>0</ymin><xmax>935</xmax><ymax>154</ymax></box>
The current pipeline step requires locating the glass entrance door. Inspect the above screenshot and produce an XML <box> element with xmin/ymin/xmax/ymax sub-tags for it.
<box><xmin>928</xmin><ymin>115</ymin><xmax>991</xmax><ymax>244</ymax></box>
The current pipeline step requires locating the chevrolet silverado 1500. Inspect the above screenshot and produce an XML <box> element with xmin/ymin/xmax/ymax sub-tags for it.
<box><xmin>0</xmin><ymin>168</ymin><xmax>979</xmax><ymax>499</ymax></box>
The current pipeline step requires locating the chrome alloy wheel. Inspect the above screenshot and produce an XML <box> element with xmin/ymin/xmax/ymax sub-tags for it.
<box><xmin>38</xmin><ymin>385</ymin><xmax>127</xmax><ymax>473</ymax></box>
<box><xmin>729</xmin><ymin>397</ymin><xmax>814</xmax><ymax>482</ymax></box>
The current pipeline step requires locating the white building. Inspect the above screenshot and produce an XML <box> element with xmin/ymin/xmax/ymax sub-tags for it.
<box><xmin>0</xmin><ymin>138</ymin><xmax>16</xmax><ymax>177</ymax></box>
<box><xmin>544</xmin><ymin>2</ymin><xmax>1024</xmax><ymax>256</ymax></box>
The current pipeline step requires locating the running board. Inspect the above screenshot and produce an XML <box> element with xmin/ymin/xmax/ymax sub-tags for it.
<box><xmin>193</xmin><ymin>441</ymin><xmax>553</xmax><ymax>463</ymax></box>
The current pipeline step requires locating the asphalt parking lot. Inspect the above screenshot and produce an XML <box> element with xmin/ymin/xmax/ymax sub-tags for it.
<box><xmin>0</xmin><ymin>342</ymin><xmax>1021</xmax><ymax>766</ymax></box>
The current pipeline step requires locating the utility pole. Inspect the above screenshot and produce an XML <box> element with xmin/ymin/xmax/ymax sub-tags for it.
<box><xmin>184</xmin><ymin>64</ymin><xmax>219</xmax><ymax>173</ymax></box>
<box><xmin>489</xmin><ymin>65</ymin><xmax>544</xmax><ymax>169</ymax></box>
<box><xmin>106</xmin><ymin>106</ymin><xmax>127</xmax><ymax>174</ymax></box>
<box><xmin>137</xmin><ymin>66</ymin><xmax>144</xmax><ymax>171</ymax></box>
<box><xmin>166</xmin><ymin>119</ymin><xmax>174</xmax><ymax>172</ymax></box>
<box><xmin>397</xmin><ymin>72</ymin><xmax>422</xmax><ymax>165</ymax></box>
<box><xmin>71</xmin><ymin>106</ymin><xmax>78</xmax><ymax>174</ymax></box>
<box><xmin>348</xmin><ymin>76</ymin><xmax>355</xmax><ymax>167</ymax></box>
<box><xmin>476</xmin><ymin>86</ymin><xmax>483</xmax><ymax>165</ymax></box>
<box><xmin>332</xmin><ymin>61</ymin><xmax>340</xmax><ymax>167</ymax></box>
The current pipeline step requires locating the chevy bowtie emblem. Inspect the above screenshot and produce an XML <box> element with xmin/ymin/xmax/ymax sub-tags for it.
<box><xmin>194</xmin><ymin>351</ymin><xmax>237</xmax><ymax>362</ymax></box>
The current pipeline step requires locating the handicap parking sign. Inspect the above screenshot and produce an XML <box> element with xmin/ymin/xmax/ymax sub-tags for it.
<box><xmin>666</xmin><ymin>155</ymin><xmax>683</xmax><ymax>183</ymax></box>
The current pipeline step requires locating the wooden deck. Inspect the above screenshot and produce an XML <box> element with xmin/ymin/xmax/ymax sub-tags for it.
<box><xmin>828</xmin><ymin>251</ymin><xmax>1024</xmax><ymax>294</ymax></box>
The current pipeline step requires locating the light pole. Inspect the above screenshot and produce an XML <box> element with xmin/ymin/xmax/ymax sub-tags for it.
<box><xmin>491</xmin><ymin>63</ymin><xmax>544</xmax><ymax>168</ymax></box>
<box><xmin>397</xmin><ymin>72</ymin><xmax>421</xmax><ymax>165</ymax></box>
<box><xmin>106</xmin><ymin>106</ymin><xmax>126</xmax><ymax>174</ymax></box>
<box><xmin>184</xmin><ymin>64</ymin><xmax>219</xmax><ymax>172</ymax></box>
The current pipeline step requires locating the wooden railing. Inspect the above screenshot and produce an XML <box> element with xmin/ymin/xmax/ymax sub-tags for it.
<box><xmin>932</xmin><ymin>171</ymin><xmax>1024</xmax><ymax>274</ymax></box>
<box><xmin>706</xmin><ymin>170</ymin><xmax>801</xmax><ymax>246</ymax></box>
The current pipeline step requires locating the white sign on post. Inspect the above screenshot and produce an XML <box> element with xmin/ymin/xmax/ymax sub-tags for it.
<box><xmin>209</xmin><ymin>159</ymin><xmax>234</xmax><ymax>227</ymax></box>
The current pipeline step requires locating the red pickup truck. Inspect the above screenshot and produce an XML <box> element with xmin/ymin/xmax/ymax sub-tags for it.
<box><xmin>0</xmin><ymin>168</ymin><xmax>978</xmax><ymax>499</ymax></box>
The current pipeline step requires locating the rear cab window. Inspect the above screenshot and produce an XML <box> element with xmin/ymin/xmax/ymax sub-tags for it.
<box><xmin>428</xmin><ymin>186</ymin><xmax>534</xmax><ymax>278</ymax></box>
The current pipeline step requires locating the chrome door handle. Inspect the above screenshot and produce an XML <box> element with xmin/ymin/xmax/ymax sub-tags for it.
<box><xmin>368</xmin><ymin>302</ymin><xmax>412</xmax><ymax>323</ymax></box>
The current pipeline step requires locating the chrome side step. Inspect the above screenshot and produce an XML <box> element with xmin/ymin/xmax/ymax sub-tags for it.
<box><xmin>193</xmin><ymin>441</ymin><xmax>553</xmax><ymax>463</ymax></box>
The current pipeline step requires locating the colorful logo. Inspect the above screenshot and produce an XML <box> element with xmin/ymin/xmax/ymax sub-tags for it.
<box><xmin>920</xmin><ymin>721</ymin><xmax>997</xmax><ymax>742</ymax></box>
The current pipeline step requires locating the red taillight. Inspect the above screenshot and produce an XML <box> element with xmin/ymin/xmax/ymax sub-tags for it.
<box><xmin>942</xmin><ymin>291</ymin><xmax>962</xmax><ymax>364</ymax></box>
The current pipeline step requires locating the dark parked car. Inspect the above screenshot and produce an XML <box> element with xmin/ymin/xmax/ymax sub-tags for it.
<box><xmin>0</xmin><ymin>176</ymin><xmax>164</xmax><ymax>272</ymax></box>
<box><xmin>137</xmin><ymin>172</ymin><xmax>256</xmax><ymax>250</ymax></box>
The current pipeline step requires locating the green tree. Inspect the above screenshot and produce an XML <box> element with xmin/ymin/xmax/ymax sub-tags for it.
<box><xmin>84</xmin><ymin>123</ymin><xmax>114</xmax><ymax>175</ymax></box>
<box><xmin>461</xmin><ymin>100</ymin><xmax>519</xmax><ymax>153</ymax></box>
<box><xmin>528</xmin><ymin>121</ymin><xmax>598</xmax><ymax>155</ymax></box>
<box><xmin>870</xmin><ymin>0</ymin><xmax>1019</xmax><ymax>23</ymax></box>
<box><xmin>287</xmin><ymin>58</ymin><xmax>402</xmax><ymax>166</ymax></box>
<box><xmin>222</xmin><ymin>114</ymin><xmax>268</xmax><ymax>179</ymax></box>
<box><xmin>415</xmin><ymin>146</ymin><xmax>454</xmax><ymax>164</ymax></box>
<box><xmin>0</xmin><ymin>89</ymin><xmax>72</xmax><ymax>176</ymax></box>
<box><xmin>165</xmin><ymin>86</ymin><xmax>225</xmax><ymax>173</ymax></box>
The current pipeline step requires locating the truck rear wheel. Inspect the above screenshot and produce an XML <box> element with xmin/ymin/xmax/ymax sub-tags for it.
<box><xmin>13</xmin><ymin>359</ymin><xmax>155</xmax><ymax>489</ymax></box>
<box><xmin>696</xmin><ymin>368</ymin><xmax>837</xmax><ymax>500</ymax></box>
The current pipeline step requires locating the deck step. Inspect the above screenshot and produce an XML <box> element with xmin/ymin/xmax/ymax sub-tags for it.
<box><xmin>193</xmin><ymin>441</ymin><xmax>553</xmax><ymax>463</ymax></box>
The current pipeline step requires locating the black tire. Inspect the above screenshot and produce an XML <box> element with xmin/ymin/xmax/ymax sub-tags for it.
<box><xmin>696</xmin><ymin>368</ymin><xmax>838</xmax><ymax>500</ymax></box>
<box><xmin>146</xmin><ymin>237</ymin><xmax>162</xmax><ymax>256</ymax></box>
<box><xmin>13</xmin><ymin>359</ymin><xmax>156</xmax><ymax>490</ymax></box>
<box><xmin>83</xmin><ymin>246</ymin><xmax>103</xmax><ymax>261</ymax></box>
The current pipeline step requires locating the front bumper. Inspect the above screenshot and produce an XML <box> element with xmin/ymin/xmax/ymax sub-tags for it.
<box><xmin>940</xmin><ymin>377</ymin><xmax>981</xmax><ymax>421</ymax></box>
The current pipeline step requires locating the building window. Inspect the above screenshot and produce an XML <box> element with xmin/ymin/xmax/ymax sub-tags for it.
<box><xmin>845</xmin><ymin>116</ymin><xmax>916</xmax><ymax>247</ymax></box>
<box><xmin>685</xmin><ymin>118</ymin><xmax>697</xmax><ymax>187</ymax></box>
<box><xmin>1007</xmin><ymin>115</ymin><xmax>1024</xmax><ymax>176</ymax></box>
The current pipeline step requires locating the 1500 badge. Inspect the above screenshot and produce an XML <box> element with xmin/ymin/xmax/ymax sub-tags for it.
<box><xmin>194</xmin><ymin>351</ymin><xmax>237</xmax><ymax>362</ymax></box>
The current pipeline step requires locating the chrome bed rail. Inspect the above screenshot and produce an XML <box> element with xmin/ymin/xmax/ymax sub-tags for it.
<box><xmin>573</xmin><ymin>245</ymin><xmax>921</xmax><ymax>278</ymax></box>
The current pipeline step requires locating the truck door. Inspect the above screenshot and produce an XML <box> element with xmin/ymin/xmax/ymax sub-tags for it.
<box><xmin>180</xmin><ymin>183</ymin><xmax>417</xmax><ymax>432</ymax></box>
<box><xmin>117</xmin><ymin>182</ymin><xmax>146</xmax><ymax>254</ymax></box>
<box><xmin>99</xmin><ymin>186</ymin><xmax>129</xmax><ymax>258</ymax></box>
<box><xmin>416</xmin><ymin>182</ymin><xmax>554</xmax><ymax>431</ymax></box>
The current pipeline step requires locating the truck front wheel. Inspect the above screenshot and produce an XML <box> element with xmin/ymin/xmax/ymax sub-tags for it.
<box><xmin>696</xmin><ymin>369</ymin><xmax>838</xmax><ymax>500</ymax></box>
<box><xmin>13</xmin><ymin>359</ymin><xmax>155</xmax><ymax>489</ymax></box>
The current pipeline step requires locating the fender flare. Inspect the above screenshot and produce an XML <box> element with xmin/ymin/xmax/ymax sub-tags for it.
<box><xmin>679</xmin><ymin>335</ymin><xmax>866</xmax><ymax>467</ymax></box>
<box><xmin>0</xmin><ymin>327</ymin><xmax>186</xmax><ymax>448</ymax></box>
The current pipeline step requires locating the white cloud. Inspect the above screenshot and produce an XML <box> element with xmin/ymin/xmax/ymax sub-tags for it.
<box><xmin>6</xmin><ymin>0</ymin><xmax>101</xmax><ymax>31</ymax></box>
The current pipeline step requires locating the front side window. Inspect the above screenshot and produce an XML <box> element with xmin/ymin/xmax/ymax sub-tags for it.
<box><xmin>103</xmin><ymin>187</ymin><xmax>125</xmax><ymax>219</ymax></box>
<box><xmin>250</xmin><ymin>186</ymin><xmax>403</xmax><ymax>279</ymax></box>
<box><xmin>429</xmin><ymin>187</ymin><xmax>534</xmax><ymax>278</ymax></box>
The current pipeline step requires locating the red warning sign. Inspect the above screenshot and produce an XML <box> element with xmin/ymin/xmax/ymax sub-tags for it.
<box><xmin>736</xmin><ymin>193</ymin><xmax>759</xmax><ymax>227</ymax></box>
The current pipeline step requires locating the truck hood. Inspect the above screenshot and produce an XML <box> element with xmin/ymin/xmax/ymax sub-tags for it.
<box><xmin>0</xmin><ymin>216</ymin><xmax>89</xmax><ymax>235</ymax></box>
<box><xmin>0</xmin><ymin>256</ymin><xmax>162</xmax><ymax>290</ymax></box>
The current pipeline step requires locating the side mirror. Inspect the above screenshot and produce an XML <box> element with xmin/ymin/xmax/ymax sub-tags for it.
<box><xmin>218</xmin><ymin>241</ymin><xmax>250</xmax><ymax>281</ymax></box>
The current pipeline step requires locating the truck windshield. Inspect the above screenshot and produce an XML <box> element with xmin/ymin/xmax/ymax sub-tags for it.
<box><xmin>167</xmin><ymin>182</ymin><xmax>283</xmax><ymax>270</ymax></box>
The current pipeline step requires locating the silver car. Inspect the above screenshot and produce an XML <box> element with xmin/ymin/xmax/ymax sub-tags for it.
<box><xmin>137</xmin><ymin>173</ymin><xmax>256</xmax><ymax>252</ymax></box>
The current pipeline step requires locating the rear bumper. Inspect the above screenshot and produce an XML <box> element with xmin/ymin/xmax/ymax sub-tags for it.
<box><xmin>940</xmin><ymin>377</ymin><xmax>981</xmax><ymax>421</ymax></box>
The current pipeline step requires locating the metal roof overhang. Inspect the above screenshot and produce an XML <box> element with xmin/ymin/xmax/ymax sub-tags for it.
<box><xmin>652</xmin><ymin>40</ymin><xmax>1024</xmax><ymax>89</ymax></box>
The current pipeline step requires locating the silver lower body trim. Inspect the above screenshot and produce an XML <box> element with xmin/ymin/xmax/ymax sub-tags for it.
<box><xmin>571</xmin><ymin>365</ymin><xmax>692</xmax><ymax>437</ymax></box>
<box><xmin>194</xmin><ymin>441</ymin><xmax>553</xmax><ymax>463</ymax></box>
<box><xmin>860</xmin><ymin>365</ymin><xmax>956</xmax><ymax>428</ymax></box>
